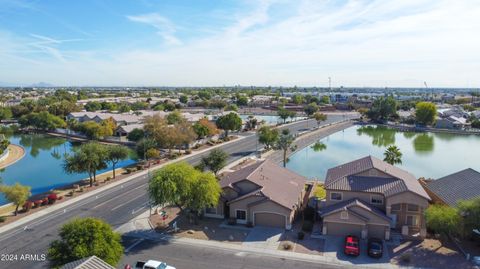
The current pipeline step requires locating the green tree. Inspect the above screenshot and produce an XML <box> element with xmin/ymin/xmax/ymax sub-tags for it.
<box><xmin>136</xmin><ymin>138</ymin><xmax>158</xmax><ymax>159</ymax></box>
<box><xmin>236</xmin><ymin>96</ymin><xmax>248</xmax><ymax>106</ymax></box>
<box><xmin>127</xmin><ymin>128</ymin><xmax>144</xmax><ymax>142</ymax></box>
<box><xmin>193</xmin><ymin>118</ymin><xmax>219</xmax><ymax>139</ymax></box>
<box><xmin>276</xmin><ymin>129</ymin><xmax>296</xmax><ymax>167</ymax></box>
<box><xmin>0</xmin><ymin>107</ymin><xmax>13</xmax><ymax>120</ymax></box>
<box><xmin>292</xmin><ymin>94</ymin><xmax>304</xmax><ymax>105</ymax></box>
<box><xmin>415</xmin><ymin>102</ymin><xmax>437</xmax><ymax>126</ymax></box>
<box><xmin>304</xmin><ymin>102</ymin><xmax>319</xmax><ymax>117</ymax></box>
<box><xmin>201</xmin><ymin>149</ymin><xmax>228</xmax><ymax>175</ymax></box>
<box><xmin>84</xmin><ymin>101</ymin><xmax>102</xmax><ymax>112</ymax></box>
<box><xmin>146</xmin><ymin>148</ymin><xmax>160</xmax><ymax>160</ymax></box>
<box><xmin>179</xmin><ymin>95</ymin><xmax>188</xmax><ymax>104</ymax></box>
<box><xmin>48</xmin><ymin>218</ymin><xmax>123</xmax><ymax>268</ymax></box>
<box><xmin>148</xmin><ymin>162</ymin><xmax>221</xmax><ymax>223</ymax></box>
<box><xmin>257</xmin><ymin>126</ymin><xmax>279</xmax><ymax>150</ymax></box>
<box><xmin>383</xmin><ymin>145</ymin><xmax>402</xmax><ymax>165</ymax></box>
<box><xmin>105</xmin><ymin>145</ymin><xmax>129</xmax><ymax>178</ymax></box>
<box><xmin>216</xmin><ymin>112</ymin><xmax>242</xmax><ymax>137</ymax></box>
<box><xmin>366</xmin><ymin>96</ymin><xmax>398</xmax><ymax>122</ymax></box>
<box><xmin>0</xmin><ymin>183</ymin><xmax>31</xmax><ymax>216</ymax></box>
<box><xmin>277</xmin><ymin>108</ymin><xmax>295</xmax><ymax>124</ymax></box>
<box><xmin>225</xmin><ymin>104</ymin><xmax>238</xmax><ymax>112</ymax></box>
<box><xmin>313</xmin><ymin>112</ymin><xmax>327</xmax><ymax>128</ymax></box>
<box><xmin>19</xmin><ymin>111</ymin><xmax>66</xmax><ymax>131</ymax></box>
<box><xmin>457</xmin><ymin>197</ymin><xmax>480</xmax><ymax>238</ymax></box>
<box><xmin>166</xmin><ymin>111</ymin><xmax>184</xmax><ymax>124</ymax></box>
<box><xmin>63</xmin><ymin>142</ymin><xmax>108</xmax><ymax>187</ymax></box>
<box><xmin>425</xmin><ymin>205</ymin><xmax>460</xmax><ymax>236</ymax></box>
<box><xmin>320</xmin><ymin>95</ymin><xmax>330</xmax><ymax>104</ymax></box>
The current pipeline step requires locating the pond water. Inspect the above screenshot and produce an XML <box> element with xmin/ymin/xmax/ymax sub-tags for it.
<box><xmin>240</xmin><ymin>114</ymin><xmax>306</xmax><ymax>125</ymax></box>
<box><xmin>0</xmin><ymin>133</ymin><xmax>136</xmax><ymax>205</ymax></box>
<box><xmin>286</xmin><ymin>125</ymin><xmax>480</xmax><ymax>181</ymax></box>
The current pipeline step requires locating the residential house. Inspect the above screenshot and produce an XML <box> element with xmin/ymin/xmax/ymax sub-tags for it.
<box><xmin>435</xmin><ymin>115</ymin><xmax>469</xmax><ymax>129</ymax></box>
<box><xmin>422</xmin><ymin>168</ymin><xmax>480</xmax><ymax>207</ymax></box>
<box><xmin>320</xmin><ymin>156</ymin><xmax>430</xmax><ymax>240</ymax></box>
<box><xmin>205</xmin><ymin>160</ymin><xmax>310</xmax><ymax>229</ymax></box>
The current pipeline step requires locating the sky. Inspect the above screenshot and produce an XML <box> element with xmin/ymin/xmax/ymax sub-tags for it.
<box><xmin>0</xmin><ymin>0</ymin><xmax>479</xmax><ymax>87</ymax></box>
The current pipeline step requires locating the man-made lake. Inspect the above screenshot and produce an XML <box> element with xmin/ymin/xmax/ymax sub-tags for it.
<box><xmin>286</xmin><ymin>125</ymin><xmax>480</xmax><ymax>180</ymax></box>
<box><xmin>0</xmin><ymin>134</ymin><xmax>136</xmax><ymax>205</ymax></box>
<box><xmin>240</xmin><ymin>114</ymin><xmax>306</xmax><ymax>125</ymax></box>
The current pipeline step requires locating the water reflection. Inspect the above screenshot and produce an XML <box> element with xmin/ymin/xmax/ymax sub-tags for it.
<box><xmin>357</xmin><ymin>126</ymin><xmax>396</xmax><ymax>147</ymax></box>
<box><xmin>311</xmin><ymin>141</ymin><xmax>327</xmax><ymax>152</ymax></box>
<box><xmin>413</xmin><ymin>133</ymin><xmax>434</xmax><ymax>154</ymax></box>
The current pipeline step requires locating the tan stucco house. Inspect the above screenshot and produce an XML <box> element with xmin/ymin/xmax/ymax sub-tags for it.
<box><xmin>320</xmin><ymin>156</ymin><xmax>430</xmax><ymax>240</ymax></box>
<box><xmin>205</xmin><ymin>160</ymin><xmax>309</xmax><ymax>229</ymax></box>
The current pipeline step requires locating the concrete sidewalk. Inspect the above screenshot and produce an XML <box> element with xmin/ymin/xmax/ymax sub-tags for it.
<box><xmin>119</xmin><ymin>209</ymin><xmax>401</xmax><ymax>269</ymax></box>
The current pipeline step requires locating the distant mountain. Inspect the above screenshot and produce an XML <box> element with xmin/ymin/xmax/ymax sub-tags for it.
<box><xmin>28</xmin><ymin>82</ymin><xmax>55</xmax><ymax>88</ymax></box>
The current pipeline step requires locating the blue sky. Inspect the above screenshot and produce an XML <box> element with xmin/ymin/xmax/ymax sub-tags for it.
<box><xmin>0</xmin><ymin>0</ymin><xmax>479</xmax><ymax>87</ymax></box>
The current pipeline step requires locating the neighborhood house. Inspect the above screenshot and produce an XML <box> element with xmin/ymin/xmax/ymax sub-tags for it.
<box><xmin>205</xmin><ymin>160</ymin><xmax>310</xmax><ymax>229</ymax></box>
<box><xmin>319</xmin><ymin>156</ymin><xmax>430</xmax><ymax>240</ymax></box>
<box><xmin>422</xmin><ymin>168</ymin><xmax>480</xmax><ymax>207</ymax></box>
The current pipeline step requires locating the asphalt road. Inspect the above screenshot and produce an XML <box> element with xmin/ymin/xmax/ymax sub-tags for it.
<box><xmin>120</xmin><ymin>237</ymin><xmax>352</xmax><ymax>269</ymax></box>
<box><xmin>0</xmin><ymin>114</ymin><xmax>357</xmax><ymax>269</ymax></box>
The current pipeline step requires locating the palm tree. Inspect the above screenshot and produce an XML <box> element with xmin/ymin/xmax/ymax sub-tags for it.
<box><xmin>276</xmin><ymin>129</ymin><xmax>296</xmax><ymax>167</ymax></box>
<box><xmin>383</xmin><ymin>145</ymin><xmax>402</xmax><ymax>165</ymax></box>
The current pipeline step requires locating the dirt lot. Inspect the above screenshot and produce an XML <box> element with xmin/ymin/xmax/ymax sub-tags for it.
<box><xmin>389</xmin><ymin>238</ymin><xmax>476</xmax><ymax>268</ymax></box>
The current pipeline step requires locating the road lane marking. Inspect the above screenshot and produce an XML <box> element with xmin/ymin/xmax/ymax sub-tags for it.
<box><xmin>111</xmin><ymin>196</ymin><xmax>143</xmax><ymax>211</ymax></box>
<box><xmin>93</xmin><ymin>183</ymin><xmax>147</xmax><ymax>209</ymax></box>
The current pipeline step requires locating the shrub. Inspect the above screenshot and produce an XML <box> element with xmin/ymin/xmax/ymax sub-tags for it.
<box><xmin>106</xmin><ymin>176</ymin><xmax>111</xmax><ymax>181</ymax></box>
<box><xmin>57</xmin><ymin>196</ymin><xmax>63</xmax><ymax>201</ymax></box>
<box><xmin>298</xmin><ymin>231</ymin><xmax>305</xmax><ymax>240</ymax></box>
<box><xmin>302</xmin><ymin>221</ymin><xmax>313</xmax><ymax>232</ymax></box>
<box><xmin>0</xmin><ymin>216</ymin><xmax>6</xmax><ymax>223</ymax></box>
<box><xmin>68</xmin><ymin>190</ymin><xmax>74</xmax><ymax>197</ymax></box>
<box><xmin>282</xmin><ymin>242</ymin><xmax>292</xmax><ymax>250</ymax></box>
<box><xmin>23</xmin><ymin>201</ymin><xmax>34</xmax><ymax>212</ymax></box>
<box><xmin>42</xmin><ymin>197</ymin><xmax>49</xmax><ymax>206</ymax></box>
<box><xmin>185</xmin><ymin>149</ymin><xmax>192</xmax><ymax>155</ymax></box>
<box><xmin>47</xmin><ymin>193</ymin><xmax>58</xmax><ymax>204</ymax></box>
<box><xmin>246</xmin><ymin>221</ymin><xmax>253</xmax><ymax>228</ymax></box>
<box><xmin>227</xmin><ymin>218</ymin><xmax>236</xmax><ymax>225</ymax></box>
<box><xmin>34</xmin><ymin>200</ymin><xmax>43</xmax><ymax>208</ymax></box>
<box><xmin>303</xmin><ymin>207</ymin><xmax>315</xmax><ymax>221</ymax></box>
<box><xmin>79</xmin><ymin>187</ymin><xmax>84</xmax><ymax>192</ymax></box>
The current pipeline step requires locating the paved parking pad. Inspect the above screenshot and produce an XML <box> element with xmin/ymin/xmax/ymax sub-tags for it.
<box><xmin>242</xmin><ymin>226</ymin><xmax>284</xmax><ymax>250</ymax></box>
<box><xmin>323</xmin><ymin>235</ymin><xmax>392</xmax><ymax>268</ymax></box>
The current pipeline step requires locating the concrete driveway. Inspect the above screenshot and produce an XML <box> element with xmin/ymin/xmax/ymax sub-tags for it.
<box><xmin>323</xmin><ymin>235</ymin><xmax>392</xmax><ymax>268</ymax></box>
<box><xmin>242</xmin><ymin>226</ymin><xmax>284</xmax><ymax>250</ymax></box>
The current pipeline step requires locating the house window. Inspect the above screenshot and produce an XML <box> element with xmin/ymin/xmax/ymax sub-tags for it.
<box><xmin>391</xmin><ymin>204</ymin><xmax>401</xmax><ymax>211</ymax></box>
<box><xmin>236</xmin><ymin>210</ymin><xmax>246</xmax><ymax>220</ymax></box>
<box><xmin>407</xmin><ymin>204</ymin><xmax>419</xmax><ymax>212</ymax></box>
<box><xmin>406</xmin><ymin>215</ymin><xmax>418</xmax><ymax>226</ymax></box>
<box><xmin>205</xmin><ymin>207</ymin><xmax>217</xmax><ymax>215</ymax></box>
<box><xmin>340</xmin><ymin>211</ymin><xmax>349</xmax><ymax>220</ymax></box>
<box><xmin>330</xmin><ymin>192</ymin><xmax>343</xmax><ymax>201</ymax></box>
<box><xmin>370</xmin><ymin>195</ymin><xmax>383</xmax><ymax>205</ymax></box>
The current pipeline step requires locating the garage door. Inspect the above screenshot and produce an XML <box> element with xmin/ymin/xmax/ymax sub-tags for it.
<box><xmin>326</xmin><ymin>222</ymin><xmax>362</xmax><ymax>237</ymax></box>
<box><xmin>254</xmin><ymin>213</ymin><xmax>286</xmax><ymax>228</ymax></box>
<box><xmin>368</xmin><ymin>224</ymin><xmax>386</xmax><ymax>239</ymax></box>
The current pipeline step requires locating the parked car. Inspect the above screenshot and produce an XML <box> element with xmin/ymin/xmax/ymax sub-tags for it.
<box><xmin>135</xmin><ymin>260</ymin><xmax>176</xmax><ymax>269</ymax></box>
<box><xmin>344</xmin><ymin>235</ymin><xmax>360</xmax><ymax>256</ymax></box>
<box><xmin>367</xmin><ymin>238</ymin><xmax>383</xmax><ymax>258</ymax></box>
